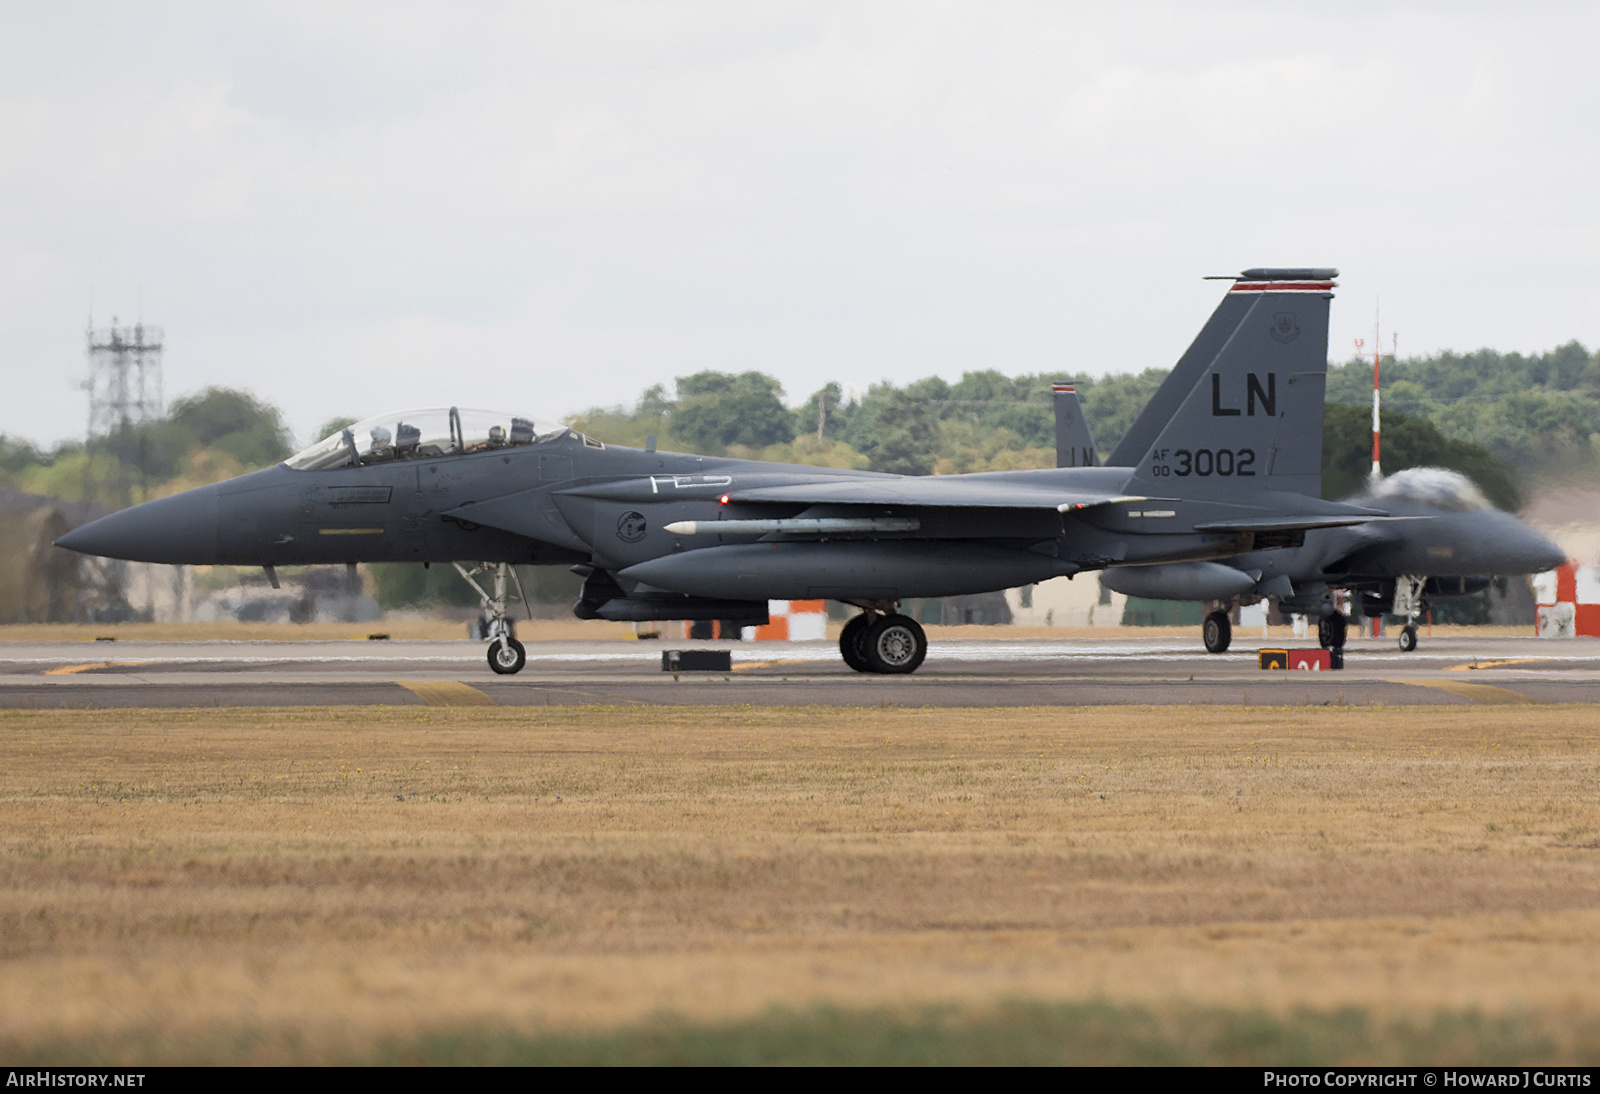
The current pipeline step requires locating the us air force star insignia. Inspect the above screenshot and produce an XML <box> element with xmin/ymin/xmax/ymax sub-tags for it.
<box><xmin>1269</xmin><ymin>312</ymin><xmax>1301</xmax><ymax>344</ymax></box>
<box><xmin>617</xmin><ymin>511</ymin><xmax>648</xmax><ymax>543</ymax></box>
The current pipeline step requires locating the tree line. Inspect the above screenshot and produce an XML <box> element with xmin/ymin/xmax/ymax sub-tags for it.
<box><xmin>3</xmin><ymin>341</ymin><xmax>1593</xmax><ymax>608</ymax></box>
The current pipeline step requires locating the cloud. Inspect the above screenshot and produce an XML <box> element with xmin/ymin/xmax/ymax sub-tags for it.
<box><xmin>3</xmin><ymin>2</ymin><xmax>1599</xmax><ymax>446</ymax></box>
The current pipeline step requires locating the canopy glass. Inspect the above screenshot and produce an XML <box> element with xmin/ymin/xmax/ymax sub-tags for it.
<box><xmin>285</xmin><ymin>408</ymin><xmax>573</xmax><ymax>471</ymax></box>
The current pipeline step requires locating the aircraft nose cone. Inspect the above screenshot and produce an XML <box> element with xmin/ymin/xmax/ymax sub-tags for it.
<box><xmin>54</xmin><ymin>486</ymin><xmax>221</xmax><ymax>564</ymax></box>
<box><xmin>1528</xmin><ymin>530</ymin><xmax>1568</xmax><ymax>574</ymax></box>
<box><xmin>1476</xmin><ymin>514</ymin><xmax>1568</xmax><ymax>575</ymax></box>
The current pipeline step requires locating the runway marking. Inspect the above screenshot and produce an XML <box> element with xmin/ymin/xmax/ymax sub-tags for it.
<box><xmin>42</xmin><ymin>661</ymin><xmax>140</xmax><ymax>676</ymax></box>
<box><xmin>730</xmin><ymin>659</ymin><xmax>811</xmax><ymax>672</ymax></box>
<box><xmin>1446</xmin><ymin>658</ymin><xmax>1551</xmax><ymax>672</ymax></box>
<box><xmin>396</xmin><ymin>680</ymin><xmax>495</xmax><ymax>706</ymax></box>
<box><xmin>1394</xmin><ymin>679</ymin><xmax>1545</xmax><ymax>705</ymax></box>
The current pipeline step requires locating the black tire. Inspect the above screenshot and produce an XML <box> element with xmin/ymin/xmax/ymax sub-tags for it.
<box><xmin>863</xmin><ymin>614</ymin><xmax>927</xmax><ymax>675</ymax></box>
<box><xmin>1202</xmin><ymin>611</ymin><xmax>1232</xmax><ymax>654</ymax></box>
<box><xmin>1398</xmin><ymin>624</ymin><xmax>1418</xmax><ymax>653</ymax></box>
<box><xmin>839</xmin><ymin>614</ymin><xmax>874</xmax><ymax>673</ymax></box>
<box><xmin>1318</xmin><ymin>612</ymin><xmax>1348</xmax><ymax>650</ymax></box>
<box><xmin>488</xmin><ymin>637</ymin><xmax>526</xmax><ymax>675</ymax></box>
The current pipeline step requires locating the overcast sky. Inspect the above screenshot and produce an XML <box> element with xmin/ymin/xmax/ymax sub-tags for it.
<box><xmin>3</xmin><ymin>2</ymin><xmax>1597</xmax><ymax>449</ymax></box>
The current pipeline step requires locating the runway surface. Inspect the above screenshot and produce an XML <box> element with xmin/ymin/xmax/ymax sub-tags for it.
<box><xmin>2</xmin><ymin>632</ymin><xmax>1598</xmax><ymax>708</ymax></box>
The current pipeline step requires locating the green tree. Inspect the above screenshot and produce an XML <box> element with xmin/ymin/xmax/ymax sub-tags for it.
<box><xmin>167</xmin><ymin>388</ymin><xmax>294</xmax><ymax>468</ymax></box>
<box><xmin>798</xmin><ymin>382</ymin><xmax>845</xmax><ymax>441</ymax></box>
<box><xmin>1321</xmin><ymin>402</ymin><xmax>1519</xmax><ymax>509</ymax></box>
<box><xmin>671</xmin><ymin>371</ymin><xmax>797</xmax><ymax>451</ymax></box>
<box><xmin>844</xmin><ymin>384</ymin><xmax>941</xmax><ymax>475</ymax></box>
<box><xmin>311</xmin><ymin>417</ymin><xmax>359</xmax><ymax>444</ymax></box>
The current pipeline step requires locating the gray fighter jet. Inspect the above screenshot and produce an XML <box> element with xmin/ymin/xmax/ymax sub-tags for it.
<box><xmin>56</xmin><ymin>267</ymin><xmax>1388</xmax><ymax>675</ymax></box>
<box><xmin>1091</xmin><ymin>313</ymin><xmax>1565</xmax><ymax>653</ymax></box>
<box><xmin>1101</xmin><ymin>465</ymin><xmax>1564</xmax><ymax>653</ymax></box>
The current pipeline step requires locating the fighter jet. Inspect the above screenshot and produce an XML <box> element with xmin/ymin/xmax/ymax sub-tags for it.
<box><xmin>56</xmin><ymin>267</ymin><xmax>1384</xmax><ymax>675</ymax></box>
<box><xmin>1088</xmin><ymin>315</ymin><xmax>1565</xmax><ymax>653</ymax></box>
<box><xmin>1101</xmin><ymin>465</ymin><xmax>1564</xmax><ymax>653</ymax></box>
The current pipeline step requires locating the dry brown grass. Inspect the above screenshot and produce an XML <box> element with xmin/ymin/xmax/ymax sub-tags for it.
<box><xmin>2</xmin><ymin>703</ymin><xmax>1599</xmax><ymax>1058</ymax></box>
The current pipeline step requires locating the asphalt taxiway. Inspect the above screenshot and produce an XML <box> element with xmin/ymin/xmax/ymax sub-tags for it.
<box><xmin>1</xmin><ymin>634</ymin><xmax>1596</xmax><ymax>708</ymax></box>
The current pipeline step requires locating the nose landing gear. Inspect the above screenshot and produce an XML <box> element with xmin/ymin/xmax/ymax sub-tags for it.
<box><xmin>453</xmin><ymin>561</ymin><xmax>530</xmax><ymax>674</ymax></box>
<box><xmin>1392</xmin><ymin>575</ymin><xmax>1427</xmax><ymax>652</ymax></box>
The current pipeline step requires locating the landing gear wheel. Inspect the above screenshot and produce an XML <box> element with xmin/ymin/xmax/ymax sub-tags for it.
<box><xmin>488</xmin><ymin>637</ymin><xmax>526</xmax><ymax>675</ymax></box>
<box><xmin>1202</xmin><ymin>611</ymin><xmax>1232</xmax><ymax>654</ymax></box>
<box><xmin>863</xmin><ymin>614</ymin><xmax>927</xmax><ymax>675</ymax></box>
<box><xmin>839</xmin><ymin>614</ymin><xmax>874</xmax><ymax>673</ymax></box>
<box><xmin>1317</xmin><ymin>612</ymin><xmax>1347</xmax><ymax>650</ymax></box>
<box><xmin>1398</xmin><ymin>624</ymin><xmax>1418</xmax><ymax>653</ymax></box>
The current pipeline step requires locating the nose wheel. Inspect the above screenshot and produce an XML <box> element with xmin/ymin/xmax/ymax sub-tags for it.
<box><xmin>454</xmin><ymin>561</ymin><xmax>531</xmax><ymax>674</ymax></box>
<box><xmin>489</xmin><ymin>636</ymin><xmax>526</xmax><ymax>674</ymax></box>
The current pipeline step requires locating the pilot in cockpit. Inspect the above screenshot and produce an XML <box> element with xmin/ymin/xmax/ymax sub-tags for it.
<box><xmin>367</xmin><ymin>425</ymin><xmax>392</xmax><ymax>458</ymax></box>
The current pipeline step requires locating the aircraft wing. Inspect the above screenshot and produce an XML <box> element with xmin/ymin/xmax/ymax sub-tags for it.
<box><xmin>728</xmin><ymin>478</ymin><xmax>1141</xmax><ymax>511</ymax></box>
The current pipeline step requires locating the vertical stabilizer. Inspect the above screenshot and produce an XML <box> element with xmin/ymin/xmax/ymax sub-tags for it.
<box><xmin>1052</xmin><ymin>384</ymin><xmax>1098</xmax><ymax>468</ymax></box>
<box><xmin>1125</xmin><ymin>269</ymin><xmax>1336</xmax><ymax>499</ymax></box>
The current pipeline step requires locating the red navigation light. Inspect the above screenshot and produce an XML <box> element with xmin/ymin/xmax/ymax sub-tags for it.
<box><xmin>719</xmin><ymin>494</ymin><xmax>730</xmax><ymax>505</ymax></box>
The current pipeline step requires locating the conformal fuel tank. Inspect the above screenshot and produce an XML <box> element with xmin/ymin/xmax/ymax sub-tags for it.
<box><xmin>1099</xmin><ymin>560</ymin><xmax>1258</xmax><ymax>601</ymax></box>
<box><xmin>621</xmin><ymin>541</ymin><xmax>1076</xmax><ymax>602</ymax></box>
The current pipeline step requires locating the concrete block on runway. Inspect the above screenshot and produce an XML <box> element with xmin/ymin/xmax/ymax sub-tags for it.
<box><xmin>663</xmin><ymin>650</ymin><xmax>732</xmax><ymax>672</ymax></box>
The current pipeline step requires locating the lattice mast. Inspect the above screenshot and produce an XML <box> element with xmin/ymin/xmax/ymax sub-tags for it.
<box><xmin>84</xmin><ymin>318</ymin><xmax>164</xmax><ymax>506</ymax></box>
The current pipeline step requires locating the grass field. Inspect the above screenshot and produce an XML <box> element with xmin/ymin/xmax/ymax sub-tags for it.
<box><xmin>2</xmin><ymin>703</ymin><xmax>1598</xmax><ymax>1064</ymax></box>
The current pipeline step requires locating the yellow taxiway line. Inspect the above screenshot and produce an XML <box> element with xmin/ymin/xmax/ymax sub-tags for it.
<box><xmin>42</xmin><ymin>661</ymin><xmax>141</xmax><ymax>676</ymax></box>
<box><xmin>1394</xmin><ymin>679</ymin><xmax>1544</xmax><ymax>705</ymax></box>
<box><xmin>396</xmin><ymin>680</ymin><xmax>495</xmax><ymax>706</ymax></box>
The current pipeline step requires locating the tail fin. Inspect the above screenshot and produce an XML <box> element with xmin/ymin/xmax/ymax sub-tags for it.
<box><xmin>1125</xmin><ymin>269</ymin><xmax>1336</xmax><ymax>499</ymax></box>
<box><xmin>1052</xmin><ymin>384</ymin><xmax>1097</xmax><ymax>468</ymax></box>
<box><xmin>1106</xmin><ymin>267</ymin><xmax>1338</xmax><ymax>467</ymax></box>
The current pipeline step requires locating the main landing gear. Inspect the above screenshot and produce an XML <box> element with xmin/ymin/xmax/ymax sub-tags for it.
<box><xmin>453</xmin><ymin>561</ymin><xmax>529</xmax><ymax>674</ymax></box>
<box><xmin>840</xmin><ymin>610</ymin><xmax>928</xmax><ymax>674</ymax></box>
<box><xmin>1203</xmin><ymin>610</ymin><xmax>1232</xmax><ymax>654</ymax></box>
<box><xmin>1317</xmin><ymin>611</ymin><xmax>1348</xmax><ymax>650</ymax></box>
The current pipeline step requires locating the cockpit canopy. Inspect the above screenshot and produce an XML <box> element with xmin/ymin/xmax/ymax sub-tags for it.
<box><xmin>285</xmin><ymin>408</ymin><xmax>577</xmax><ymax>471</ymax></box>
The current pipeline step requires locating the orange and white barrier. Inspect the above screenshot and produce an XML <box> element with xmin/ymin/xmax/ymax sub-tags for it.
<box><xmin>1533</xmin><ymin>562</ymin><xmax>1600</xmax><ymax>637</ymax></box>
<box><xmin>743</xmin><ymin>600</ymin><xmax>829</xmax><ymax>641</ymax></box>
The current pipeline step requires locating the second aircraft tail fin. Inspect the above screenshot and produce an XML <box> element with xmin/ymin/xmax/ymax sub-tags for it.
<box><xmin>1052</xmin><ymin>384</ymin><xmax>1098</xmax><ymax>468</ymax></box>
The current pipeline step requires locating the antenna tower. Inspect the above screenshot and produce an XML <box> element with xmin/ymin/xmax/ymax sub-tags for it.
<box><xmin>84</xmin><ymin>317</ymin><xmax>164</xmax><ymax>507</ymax></box>
<box><xmin>1353</xmin><ymin>303</ymin><xmax>1396</xmax><ymax>484</ymax></box>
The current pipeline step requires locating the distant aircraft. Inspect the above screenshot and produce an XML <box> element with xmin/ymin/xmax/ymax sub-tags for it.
<box><xmin>57</xmin><ymin>268</ymin><xmax>1390</xmax><ymax>675</ymax></box>
<box><xmin>1081</xmin><ymin>318</ymin><xmax>1564</xmax><ymax>652</ymax></box>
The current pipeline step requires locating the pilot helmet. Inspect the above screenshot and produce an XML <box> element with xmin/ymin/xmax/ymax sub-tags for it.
<box><xmin>368</xmin><ymin>425</ymin><xmax>392</xmax><ymax>451</ymax></box>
